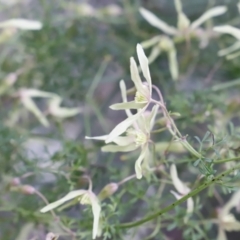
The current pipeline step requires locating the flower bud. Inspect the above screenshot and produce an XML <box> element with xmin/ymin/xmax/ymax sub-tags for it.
<box><xmin>19</xmin><ymin>185</ymin><xmax>35</xmax><ymax>195</ymax></box>
<box><xmin>10</xmin><ymin>177</ymin><xmax>21</xmax><ymax>186</ymax></box>
<box><xmin>45</xmin><ymin>232</ymin><xmax>59</xmax><ymax>240</ymax></box>
<box><xmin>98</xmin><ymin>183</ymin><xmax>118</xmax><ymax>201</ymax></box>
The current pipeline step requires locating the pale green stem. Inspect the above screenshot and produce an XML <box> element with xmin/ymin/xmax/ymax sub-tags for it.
<box><xmin>117</xmin><ymin>163</ymin><xmax>240</xmax><ymax>229</ymax></box>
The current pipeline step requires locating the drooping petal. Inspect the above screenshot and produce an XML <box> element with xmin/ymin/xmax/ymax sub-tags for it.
<box><xmin>141</xmin><ymin>35</ymin><xmax>161</xmax><ymax>49</ymax></box>
<box><xmin>214</xmin><ymin>25</ymin><xmax>240</xmax><ymax>40</ymax></box>
<box><xmin>137</xmin><ymin>44</ymin><xmax>152</xmax><ymax>90</ymax></box>
<box><xmin>40</xmin><ymin>190</ymin><xmax>86</xmax><ymax>213</ymax></box>
<box><xmin>130</xmin><ymin>57</ymin><xmax>147</xmax><ymax>96</ymax></box>
<box><xmin>101</xmin><ymin>143</ymin><xmax>138</xmax><ymax>152</ymax></box>
<box><xmin>0</xmin><ymin>18</ymin><xmax>42</xmax><ymax>30</ymax></box>
<box><xmin>217</xmin><ymin>227</ymin><xmax>227</xmax><ymax>240</ymax></box>
<box><xmin>135</xmin><ymin>146</ymin><xmax>148</xmax><ymax>179</ymax></box>
<box><xmin>191</xmin><ymin>6</ymin><xmax>227</xmax><ymax>30</ymax></box>
<box><xmin>177</xmin><ymin>12</ymin><xmax>190</xmax><ymax>30</ymax></box>
<box><xmin>170</xmin><ymin>164</ymin><xmax>190</xmax><ymax>195</ymax></box>
<box><xmin>218</xmin><ymin>41</ymin><xmax>240</xmax><ymax>56</ymax></box>
<box><xmin>89</xmin><ymin>192</ymin><xmax>101</xmax><ymax>239</ymax></box>
<box><xmin>168</xmin><ymin>48</ymin><xmax>179</xmax><ymax>81</ymax></box>
<box><xmin>139</xmin><ymin>7</ymin><xmax>178</xmax><ymax>35</ymax></box>
<box><xmin>110</xmin><ymin>101</ymin><xmax>145</xmax><ymax>110</ymax></box>
<box><xmin>148</xmin><ymin>104</ymin><xmax>159</xmax><ymax>131</ymax></box>
<box><xmin>21</xmin><ymin>96</ymin><xmax>49</xmax><ymax>127</ymax></box>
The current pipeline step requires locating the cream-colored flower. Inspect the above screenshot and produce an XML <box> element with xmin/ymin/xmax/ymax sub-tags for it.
<box><xmin>87</xmin><ymin>44</ymin><xmax>152</xmax><ymax>144</ymax></box>
<box><xmin>217</xmin><ymin>190</ymin><xmax>240</xmax><ymax>240</ymax></box>
<box><xmin>87</xmin><ymin>80</ymin><xmax>158</xmax><ymax>179</ymax></box>
<box><xmin>139</xmin><ymin>2</ymin><xmax>227</xmax><ymax>79</ymax></box>
<box><xmin>40</xmin><ymin>187</ymin><xmax>101</xmax><ymax>239</ymax></box>
<box><xmin>170</xmin><ymin>164</ymin><xmax>194</xmax><ymax>219</ymax></box>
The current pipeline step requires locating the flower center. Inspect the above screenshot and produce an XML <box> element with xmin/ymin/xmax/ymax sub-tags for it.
<box><xmin>134</xmin><ymin>91</ymin><xmax>148</xmax><ymax>103</ymax></box>
<box><xmin>135</xmin><ymin>131</ymin><xmax>148</xmax><ymax>146</ymax></box>
<box><xmin>79</xmin><ymin>193</ymin><xmax>91</xmax><ymax>205</ymax></box>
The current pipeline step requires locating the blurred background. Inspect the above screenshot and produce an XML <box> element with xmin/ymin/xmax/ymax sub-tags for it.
<box><xmin>1</xmin><ymin>0</ymin><xmax>240</xmax><ymax>239</ymax></box>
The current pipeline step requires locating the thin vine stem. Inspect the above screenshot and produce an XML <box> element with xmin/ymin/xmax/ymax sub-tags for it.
<box><xmin>116</xmin><ymin>163</ymin><xmax>240</xmax><ymax>229</ymax></box>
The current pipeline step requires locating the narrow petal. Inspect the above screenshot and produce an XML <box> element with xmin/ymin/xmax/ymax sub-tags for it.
<box><xmin>85</xmin><ymin>135</ymin><xmax>109</xmax><ymax>141</ymax></box>
<box><xmin>214</xmin><ymin>25</ymin><xmax>240</xmax><ymax>40</ymax></box>
<box><xmin>102</xmin><ymin>143</ymin><xmax>138</xmax><ymax>152</ymax></box>
<box><xmin>174</xmin><ymin>0</ymin><xmax>183</xmax><ymax>13</ymax></box>
<box><xmin>139</xmin><ymin>7</ymin><xmax>178</xmax><ymax>35</ymax></box>
<box><xmin>168</xmin><ymin>48</ymin><xmax>179</xmax><ymax>81</ymax></box>
<box><xmin>106</xmin><ymin>108</ymin><xmax>146</xmax><ymax>144</ymax></box>
<box><xmin>110</xmin><ymin>101</ymin><xmax>145</xmax><ymax>110</ymax></box>
<box><xmin>135</xmin><ymin>146</ymin><xmax>148</xmax><ymax>179</ymax></box>
<box><xmin>226</xmin><ymin>51</ymin><xmax>240</xmax><ymax>60</ymax></box>
<box><xmin>0</xmin><ymin>18</ymin><xmax>42</xmax><ymax>30</ymax></box>
<box><xmin>141</xmin><ymin>35</ymin><xmax>161</xmax><ymax>49</ymax></box>
<box><xmin>218</xmin><ymin>41</ymin><xmax>240</xmax><ymax>56</ymax></box>
<box><xmin>40</xmin><ymin>190</ymin><xmax>86</xmax><ymax>212</ymax></box>
<box><xmin>137</xmin><ymin>44</ymin><xmax>152</xmax><ymax>89</ymax></box>
<box><xmin>170</xmin><ymin>164</ymin><xmax>190</xmax><ymax>195</ymax></box>
<box><xmin>187</xmin><ymin>197</ymin><xmax>194</xmax><ymax>214</ymax></box>
<box><xmin>177</xmin><ymin>12</ymin><xmax>190</xmax><ymax>30</ymax></box>
<box><xmin>119</xmin><ymin>80</ymin><xmax>132</xmax><ymax>118</ymax></box>
<box><xmin>191</xmin><ymin>6</ymin><xmax>227</xmax><ymax>30</ymax></box>
<box><xmin>148</xmin><ymin>45</ymin><xmax>161</xmax><ymax>64</ymax></box>
<box><xmin>112</xmin><ymin>136</ymin><xmax>134</xmax><ymax>146</ymax></box>
<box><xmin>89</xmin><ymin>193</ymin><xmax>101</xmax><ymax>239</ymax></box>
<box><xmin>217</xmin><ymin>228</ymin><xmax>227</xmax><ymax>240</ymax></box>
<box><xmin>130</xmin><ymin>57</ymin><xmax>146</xmax><ymax>95</ymax></box>
<box><xmin>148</xmin><ymin>104</ymin><xmax>159</xmax><ymax>131</ymax></box>
<box><xmin>23</xmin><ymin>89</ymin><xmax>58</xmax><ymax>98</ymax></box>
<box><xmin>21</xmin><ymin>97</ymin><xmax>49</xmax><ymax>127</ymax></box>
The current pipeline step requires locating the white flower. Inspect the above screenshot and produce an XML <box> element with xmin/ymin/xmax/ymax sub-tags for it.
<box><xmin>87</xmin><ymin>80</ymin><xmax>159</xmax><ymax>179</ymax></box>
<box><xmin>217</xmin><ymin>190</ymin><xmax>240</xmax><ymax>240</ymax></box>
<box><xmin>139</xmin><ymin>3</ymin><xmax>227</xmax><ymax>79</ymax></box>
<box><xmin>170</xmin><ymin>164</ymin><xmax>194</xmax><ymax>220</ymax></box>
<box><xmin>40</xmin><ymin>188</ymin><xmax>101</xmax><ymax>239</ymax></box>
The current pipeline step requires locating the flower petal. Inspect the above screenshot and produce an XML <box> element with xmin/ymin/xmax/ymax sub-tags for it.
<box><xmin>148</xmin><ymin>104</ymin><xmax>159</xmax><ymax>131</ymax></box>
<box><xmin>191</xmin><ymin>6</ymin><xmax>227</xmax><ymax>30</ymax></box>
<box><xmin>119</xmin><ymin>80</ymin><xmax>133</xmax><ymax>118</ymax></box>
<box><xmin>110</xmin><ymin>101</ymin><xmax>145</xmax><ymax>110</ymax></box>
<box><xmin>187</xmin><ymin>197</ymin><xmax>194</xmax><ymax>214</ymax></box>
<box><xmin>137</xmin><ymin>44</ymin><xmax>152</xmax><ymax>90</ymax></box>
<box><xmin>21</xmin><ymin>97</ymin><xmax>49</xmax><ymax>127</ymax></box>
<box><xmin>170</xmin><ymin>190</ymin><xmax>182</xmax><ymax>200</ymax></box>
<box><xmin>112</xmin><ymin>136</ymin><xmax>134</xmax><ymax>146</ymax></box>
<box><xmin>217</xmin><ymin>227</ymin><xmax>227</xmax><ymax>240</ymax></box>
<box><xmin>141</xmin><ymin>35</ymin><xmax>161</xmax><ymax>49</ymax></box>
<box><xmin>106</xmin><ymin>108</ymin><xmax>146</xmax><ymax>144</ymax></box>
<box><xmin>0</xmin><ymin>18</ymin><xmax>42</xmax><ymax>30</ymax></box>
<box><xmin>85</xmin><ymin>135</ymin><xmax>109</xmax><ymax>141</ymax></box>
<box><xmin>139</xmin><ymin>7</ymin><xmax>178</xmax><ymax>35</ymax></box>
<box><xmin>135</xmin><ymin>146</ymin><xmax>148</xmax><ymax>179</ymax></box>
<box><xmin>170</xmin><ymin>164</ymin><xmax>190</xmax><ymax>195</ymax></box>
<box><xmin>147</xmin><ymin>45</ymin><xmax>161</xmax><ymax>64</ymax></box>
<box><xmin>214</xmin><ymin>25</ymin><xmax>240</xmax><ymax>40</ymax></box>
<box><xmin>168</xmin><ymin>48</ymin><xmax>179</xmax><ymax>81</ymax></box>
<box><xmin>102</xmin><ymin>143</ymin><xmax>138</xmax><ymax>152</ymax></box>
<box><xmin>40</xmin><ymin>190</ymin><xmax>86</xmax><ymax>213</ymax></box>
<box><xmin>218</xmin><ymin>41</ymin><xmax>240</xmax><ymax>56</ymax></box>
<box><xmin>89</xmin><ymin>192</ymin><xmax>101</xmax><ymax>239</ymax></box>
<box><xmin>130</xmin><ymin>57</ymin><xmax>146</xmax><ymax>96</ymax></box>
